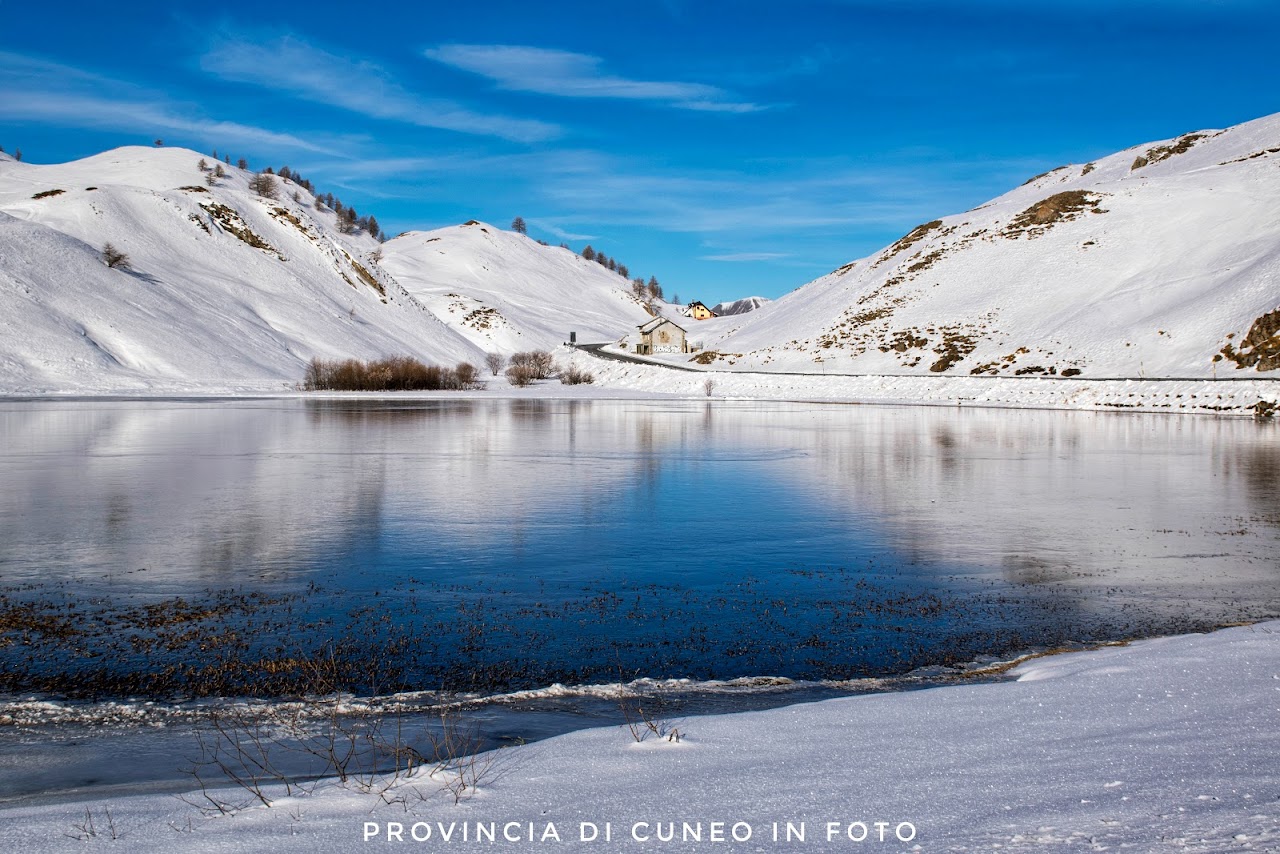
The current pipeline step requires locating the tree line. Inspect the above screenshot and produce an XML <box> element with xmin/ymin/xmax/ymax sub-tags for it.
<box><xmin>200</xmin><ymin>149</ymin><xmax>386</xmax><ymax>241</ymax></box>
<box><xmin>511</xmin><ymin>217</ymin><xmax>666</xmax><ymax>303</ymax></box>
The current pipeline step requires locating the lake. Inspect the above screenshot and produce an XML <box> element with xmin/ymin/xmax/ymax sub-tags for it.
<box><xmin>1</xmin><ymin>398</ymin><xmax>1278</xmax><ymax>795</ymax></box>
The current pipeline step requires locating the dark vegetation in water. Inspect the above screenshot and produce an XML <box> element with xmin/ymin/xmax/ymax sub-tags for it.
<box><xmin>0</xmin><ymin>568</ymin><xmax>1240</xmax><ymax>703</ymax></box>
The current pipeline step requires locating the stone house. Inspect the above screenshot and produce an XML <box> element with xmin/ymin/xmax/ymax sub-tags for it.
<box><xmin>635</xmin><ymin>317</ymin><xmax>689</xmax><ymax>355</ymax></box>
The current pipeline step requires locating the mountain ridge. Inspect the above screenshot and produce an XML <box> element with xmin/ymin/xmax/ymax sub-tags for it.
<box><xmin>0</xmin><ymin>148</ymin><xmax>650</xmax><ymax>393</ymax></box>
<box><xmin>709</xmin><ymin>112</ymin><xmax>1280</xmax><ymax>378</ymax></box>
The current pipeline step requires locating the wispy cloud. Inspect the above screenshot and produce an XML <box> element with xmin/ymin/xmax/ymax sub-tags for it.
<box><xmin>424</xmin><ymin>44</ymin><xmax>766</xmax><ymax>113</ymax></box>
<box><xmin>0</xmin><ymin>51</ymin><xmax>330</xmax><ymax>153</ymax></box>
<box><xmin>202</xmin><ymin>36</ymin><xmax>561</xmax><ymax>143</ymax></box>
<box><xmin>528</xmin><ymin>220</ymin><xmax>597</xmax><ymax>242</ymax></box>
<box><xmin>700</xmin><ymin>252</ymin><xmax>792</xmax><ymax>262</ymax></box>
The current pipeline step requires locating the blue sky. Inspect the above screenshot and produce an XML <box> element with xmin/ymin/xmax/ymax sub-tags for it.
<box><xmin>2</xmin><ymin>1</ymin><xmax>1278</xmax><ymax>305</ymax></box>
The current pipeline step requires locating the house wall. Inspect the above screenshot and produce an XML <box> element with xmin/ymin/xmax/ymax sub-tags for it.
<box><xmin>637</xmin><ymin>320</ymin><xmax>687</xmax><ymax>354</ymax></box>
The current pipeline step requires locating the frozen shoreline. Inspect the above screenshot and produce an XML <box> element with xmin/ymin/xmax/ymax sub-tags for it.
<box><xmin>3</xmin><ymin>348</ymin><xmax>1278</xmax><ymax>419</ymax></box>
<box><xmin>2</xmin><ymin>621</ymin><xmax>1277</xmax><ymax>851</ymax></box>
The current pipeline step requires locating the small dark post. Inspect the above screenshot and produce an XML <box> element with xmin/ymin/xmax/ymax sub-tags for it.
<box><xmin>569</xmin><ymin>331</ymin><xmax>577</xmax><ymax>347</ymax></box>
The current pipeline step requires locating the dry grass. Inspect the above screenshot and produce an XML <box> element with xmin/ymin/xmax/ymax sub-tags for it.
<box><xmin>928</xmin><ymin>328</ymin><xmax>979</xmax><ymax>373</ymax></box>
<box><xmin>1003</xmin><ymin>191</ymin><xmax>1105</xmax><ymax>239</ymax></box>
<box><xmin>1219</xmin><ymin>309</ymin><xmax>1280</xmax><ymax>371</ymax></box>
<box><xmin>1134</xmin><ymin>133</ymin><xmax>1210</xmax><ymax>170</ymax></box>
<box><xmin>875</xmin><ymin>219</ymin><xmax>942</xmax><ymax>266</ymax></box>
<box><xmin>200</xmin><ymin>202</ymin><xmax>282</xmax><ymax>258</ymax></box>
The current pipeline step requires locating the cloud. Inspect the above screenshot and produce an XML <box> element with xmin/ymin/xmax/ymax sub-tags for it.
<box><xmin>0</xmin><ymin>51</ymin><xmax>330</xmax><ymax>153</ymax></box>
<box><xmin>424</xmin><ymin>44</ymin><xmax>766</xmax><ymax>113</ymax></box>
<box><xmin>700</xmin><ymin>252</ymin><xmax>792</xmax><ymax>262</ymax></box>
<box><xmin>528</xmin><ymin>220</ymin><xmax>597</xmax><ymax>242</ymax></box>
<box><xmin>201</xmin><ymin>36</ymin><xmax>561</xmax><ymax>143</ymax></box>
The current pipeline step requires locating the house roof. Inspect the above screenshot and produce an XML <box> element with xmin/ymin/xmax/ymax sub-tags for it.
<box><xmin>682</xmin><ymin>301</ymin><xmax>718</xmax><ymax>318</ymax></box>
<box><xmin>638</xmin><ymin>316</ymin><xmax>687</xmax><ymax>334</ymax></box>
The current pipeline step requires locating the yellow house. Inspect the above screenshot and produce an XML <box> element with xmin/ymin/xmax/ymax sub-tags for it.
<box><xmin>686</xmin><ymin>301</ymin><xmax>718</xmax><ymax>320</ymax></box>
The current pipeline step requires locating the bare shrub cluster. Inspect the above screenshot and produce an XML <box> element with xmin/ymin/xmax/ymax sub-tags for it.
<box><xmin>182</xmin><ymin>654</ymin><xmax>506</xmax><ymax>814</ymax></box>
<box><xmin>509</xmin><ymin>351</ymin><xmax>555</xmax><ymax>378</ymax></box>
<box><xmin>506</xmin><ymin>351</ymin><xmax>556</xmax><ymax>387</ymax></box>
<box><xmin>559</xmin><ymin>364</ymin><xmax>595</xmax><ymax>385</ymax></box>
<box><xmin>303</xmin><ymin>357</ymin><xmax>482</xmax><ymax>392</ymax></box>
<box><xmin>614</xmin><ymin>673</ymin><xmax>682</xmax><ymax>744</ymax></box>
<box><xmin>505</xmin><ymin>364</ymin><xmax>538</xmax><ymax>387</ymax></box>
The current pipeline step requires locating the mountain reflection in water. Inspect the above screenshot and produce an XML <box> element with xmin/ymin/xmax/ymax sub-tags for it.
<box><xmin>1</xmin><ymin>398</ymin><xmax>1277</xmax><ymax>699</ymax></box>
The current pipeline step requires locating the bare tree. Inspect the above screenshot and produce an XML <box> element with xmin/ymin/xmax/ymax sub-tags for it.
<box><xmin>248</xmin><ymin>171</ymin><xmax>278</xmax><ymax>199</ymax></box>
<box><xmin>101</xmin><ymin>243</ymin><xmax>130</xmax><ymax>270</ymax></box>
<box><xmin>511</xmin><ymin>216</ymin><xmax>527</xmax><ymax>234</ymax></box>
<box><xmin>484</xmin><ymin>352</ymin><xmax>506</xmax><ymax>376</ymax></box>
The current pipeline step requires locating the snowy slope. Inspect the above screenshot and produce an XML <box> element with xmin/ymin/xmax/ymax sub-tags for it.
<box><xmin>0</xmin><ymin>147</ymin><xmax>480</xmax><ymax>394</ymax></box>
<box><xmin>715</xmin><ymin>112</ymin><xmax>1280</xmax><ymax>378</ymax></box>
<box><xmin>379</xmin><ymin>223</ymin><xmax>655</xmax><ymax>352</ymax></box>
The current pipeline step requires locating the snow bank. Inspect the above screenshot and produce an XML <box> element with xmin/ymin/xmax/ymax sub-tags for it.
<box><xmin>582</xmin><ymin>348</ymin><xmax>1279</xmax><ymax>416</ymax></box>
<box><xmin>2</xmin><ymin>622</ymin><xmax>1277</xmax><ymax>851</ymax></box>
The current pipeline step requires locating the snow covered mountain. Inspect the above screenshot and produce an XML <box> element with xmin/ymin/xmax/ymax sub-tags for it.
<box><xmin>711</xmin><ymin>296</ymin><xmax>770</xmax><ymax>316</ymax></box>
<box><xmin>0</xmin><ymin>146</ymin><xmax>485</xmax><ymax>393</ymax></box>
<box><xmin>712</xmin><ymin>113</ymin><xmax>1280</xmax><ymax>378</ymax></box>
<box><xmin>0</xmin><ymin>148</ymin><xmax>651</xmax><ymax>394</ymax></box>
<box><xmin>379</xmin><ymin>223</ymin><xmax>653</xmax><ymax>353</ymax></box>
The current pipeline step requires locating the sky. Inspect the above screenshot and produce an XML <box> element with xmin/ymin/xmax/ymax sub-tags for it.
<box><xmin>2</xmin><ymin>1</ymin><xmax>1278</xmax><ymax>306</ymax></box>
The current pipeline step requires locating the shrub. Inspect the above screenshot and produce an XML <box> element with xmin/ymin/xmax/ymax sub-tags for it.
<box><xmin>505</xmin><ymin>364</ymin><xmax>538</xmax><ymax>387</ymax></box>
<box><xmin>302</xmin><ymin>356</ymin><xmax>479</xmax><ymax>391</ymax></box>
<box><xmin>509</xmin><ymin>351</ymin><xmax>554</xmax><ymax>379</ymax></box>
<box><xmin>455</xmin><ymin>362</ymin><xmax>481</xmax><ymax>389</ymax></box>
<box><xmin>560</xmin><ymin>364</ymin><xmax>594</xmax><ymax>385</ymax></box>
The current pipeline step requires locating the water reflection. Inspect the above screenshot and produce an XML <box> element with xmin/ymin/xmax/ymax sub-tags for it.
<box><xmin>1</xmin><ymin>399</ymin><xmax>1277</xmax><ymax>696</ymax></box>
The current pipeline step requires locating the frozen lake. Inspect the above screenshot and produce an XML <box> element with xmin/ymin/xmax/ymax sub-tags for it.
<box><xmin>1</xmin><ymin>398</ymin><xmax>1278</xmax><ymax>797</ymax></box>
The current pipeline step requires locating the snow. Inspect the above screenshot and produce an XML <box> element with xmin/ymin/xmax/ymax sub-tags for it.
<box><xmin>710</xmin><ymin>296</ymin><xmax>770</xmax><ymax>316</ymax></box>
<box><xmin>712</xmin><ymin>113</ymin><xmax>1280</xmax><ymax>380</ymax></box>
<box><xmin>378</xmin><ymin>223</ymin><xmax>653</xmax><ymax>353</ymax></box>
<box><xmin>4</xmin><ymin>116</ymin><xmax>1279</xmax><ymax>410</ymax></box>
<box><xmin>2</xmin><ymin>621</ymin><xmax>1277</xmax><ymax>851</ymax></box>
